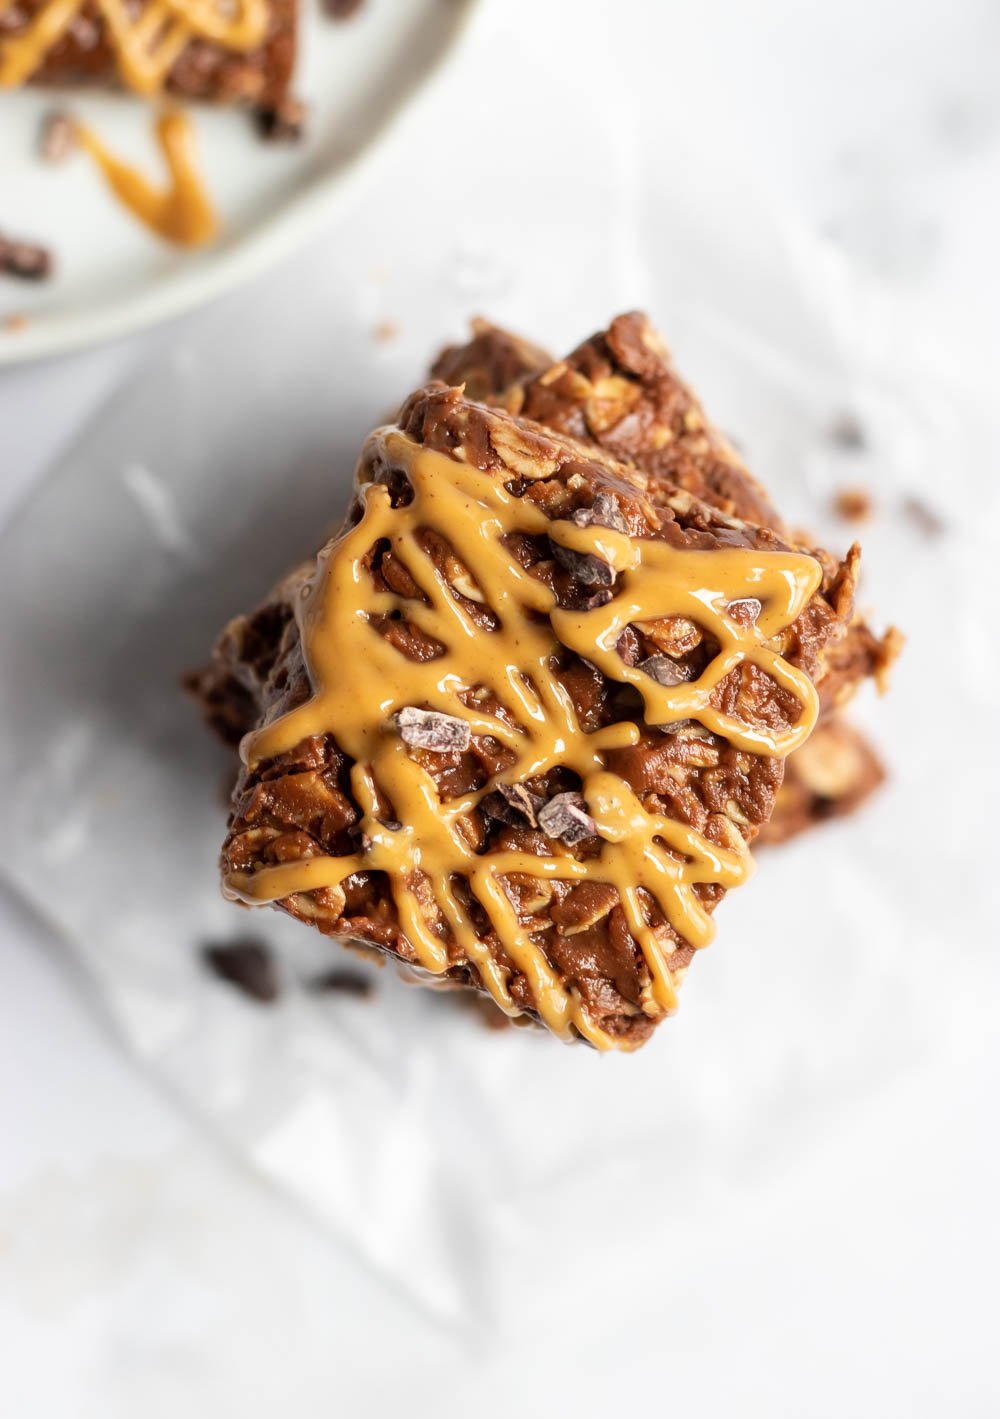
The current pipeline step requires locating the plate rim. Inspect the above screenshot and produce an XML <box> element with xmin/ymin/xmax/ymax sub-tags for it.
<box><xmin>0</xmin><ymin>0</ymin><xmax>481</xmax><ymax>369</ymax></box>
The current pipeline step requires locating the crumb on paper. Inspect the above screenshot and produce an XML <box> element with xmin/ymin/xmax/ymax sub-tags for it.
<box><xmin>307</xmin><ymin>967</ymin><xmax>375</xmax><ymax>999</ymax></box>
<box><xmin>373</xmin><ymin>321</ymin><xmax>399</xmax><ymax>344</ymax></box>
<box><xmin>39</xmin><ymin>110</ymin><xmax>78</xmax><ymax>163</ymax></box>
<box><xmin>0</xmin><ymin>233</ymin><xmax>53</xmax><ymax>281</ymax></box>
<box><xmin>832</xmin><ymin>486</ymin><xmax>873</xmax><ymax>522</ymax></box>
<box><xmin>828</xmin><ymin>411</ymin><xmax>867</xmax><ymax>451</ymax></box>
<box><xmin>2</xmin><ymin>313</ymin><xmax>29</xmax><ymax>333</ymax></box>
<box><xmin>202</xmin><ymin>938</ymin><xmax>280</xmax><ymax>1003</ymax></box>
<box><xmin>465</xmin><ymin>994</ymin><xmax>512</xmax><ymax>1032</ymax></box>
<box><xmin>902</xmin><ymin>495</ymin><xmax>945</xmax><ymax>538</ymax></box>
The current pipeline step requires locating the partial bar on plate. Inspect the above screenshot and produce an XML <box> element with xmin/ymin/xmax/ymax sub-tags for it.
<box><xmin>0</xmin><ymin>0</ymin><xmax>297</xmax><ymax>117</ymax></box>
<box><xmin>198</xmin><ymin>381</ymin><xmax>857</xmax><ymax>1049</ymax></box>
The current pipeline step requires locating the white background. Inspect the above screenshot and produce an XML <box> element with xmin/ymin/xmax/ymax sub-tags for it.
<box><xmin>2</xmin><ymin>2</ymin><xmax>999</xmax><ymax>1414</ymax></box>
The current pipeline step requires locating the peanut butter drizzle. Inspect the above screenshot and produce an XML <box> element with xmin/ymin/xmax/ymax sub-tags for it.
<box><xmin>0</xmin><ymin>0</ymin><xmax>267</xmax><ymax>92</ymax></box>
<box><xmin>74</xmin><ymin>111</ymin><xmax>217</xmax><ymax>247</ymax></box>
<box><xmin>226</xmin><ymin>431</ymin><xmax>822</xmax><ymax>1050</ymax></box>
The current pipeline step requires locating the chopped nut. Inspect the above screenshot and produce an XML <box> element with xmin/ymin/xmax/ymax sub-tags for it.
<box><xmin>489</xmin><ymin>421</ymin><xmax>559</xmax><ymax>480</ymax></box>
<box><xmin>551</xmin><ymin>881</ymin><xmax>618</xmax><ymax>934</ymax></box>
<box><xmin>708</xmin><ymin>812</ymin><xmax>748</xmax><ymax>852</ymax></box>
<box><xmin>789</xmin><ymin>731</ymin><xmax>867</xmax><ymax>798</ymax></box>
<box><xmin>537</xmin><ymin>791</ymin><xmax>597</xmax><ymax>845</ymax></box>
<box><xmin>639</xmin><ymin>615</ymin><xmax>702</xmax><ymax>657</ymax></box>
<box><xmin>502</xmin><ymin>874</ymin><xmax>553</xmax><ymax>916</ymax></box>
<box><xmin>726</xmin><ymin>597</ymin><xmax>762</xmax><ymax>626</ymax></box>
<box><xmin>482</xmin><ymin>781</ymin><xmax>544</xmax><ymax>828</ymax></box>
<box><xmin>584</xmin><ymin>375</ymin><xmax>640</xmax><ymax>434</ymax></box>
<box><xmin>833</xmin><ymin>486</ymin><xmax>873</xmax><ymax>522</ymax></box>
<box><xmin>393</xmin><ymin>706</ymin><xmax>471</xmax><ymax>752</ymax></box>
<box><xmin>39</xmin><ymin>111</ymin><xmax>77</xmax><ymax>163</ymax></box>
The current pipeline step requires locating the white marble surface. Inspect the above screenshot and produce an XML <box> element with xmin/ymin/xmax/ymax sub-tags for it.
<box><xmin>2</xmin><ymin>1</ymin><xmax>999</xmax><ymax>1414</ymax></box>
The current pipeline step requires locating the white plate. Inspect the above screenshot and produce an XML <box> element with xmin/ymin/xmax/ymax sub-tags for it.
<box><xmin>0</xmin><ymin>0</ymin><xmax>478</xmax><ymax>365</ymax></box>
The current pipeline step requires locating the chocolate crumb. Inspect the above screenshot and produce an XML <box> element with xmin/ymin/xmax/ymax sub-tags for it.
<box><xmin>39</xmin><ymin>111</ymin><xmax>77</xmax><ymax>163</ymax></box>
<box><xmin>324</xmin><ymin>0</ymin><xmax>364</xmax><ymax>15</ymax></box>
<box><xmin>202</xmin><ymin>938</ymin><xmax>279</xmax><ymax>1003</ymax></box>
<box><xmin>537</xmin><ymin>791</ymin><xmax>597</xmax><ymax>845</ymax></box>
<box><xmin>0</xmin><ymin>233</ymin><xmax>52</xmax><ymax>282</ymax></box>
<box><xmin>638</xmin><ymin>654</ymin><xmax>692</xmax><ymax>687</ymax></box>
<box><xmin>465</xmin><ymin>993</ymin><xmax>512</xmax><ymax>1031</ymax></box>
<box><xmin>393</xmin><ymin>706</ymin><xmax>472</xmax><ymax>752</ymax></box>
<box><xmin>833</xmin><ymin>486</ymin><xmax>873</xmax><ymax>522</ymax></box>
<box><xmin>575</xmin><ymin>587</ymin><xmax>614</xmax><ymax>611</ymax></box>
<box><xmin>902</xmin><ymin>495</ymin><xmax>945</xmax><ymax>538</ymax></box>
<box><xmin>255</xmin><ymin>97</ymin><xmax>308</xmax><ymax>143</ymax></box>
<box><xmin>828</xmin><ymin>412</ymin><xmax>867</xmax><ymax>451</ymax></box>
<box><xmin>308</xmin><ymin>966</ymin><xmax>374</xmax><ymax>998</ymax></box>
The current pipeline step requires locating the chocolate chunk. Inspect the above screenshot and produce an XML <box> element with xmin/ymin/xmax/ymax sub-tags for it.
<box><xmin>482</xmin><ymin>781</ymin><xmax>544</xmax><ymax>828</ymax></box>
<box><xmin>0</xmin><ymin>234</ymin><xmax>52</xmax><ymax>282</ymax></box>
<box><xmin>574</xmin><ymin>586</ymin><xmax>614</xmax><ymax>612</ymax></box>
<box><xmin>828</xmin><ymin>412</ymin><xmax>867</xmax><ymax>451</ymax></box>
<box><xmin>308</xmin><ymin>967</ymin><xmax>374</xmax><ymax>998</ymax></box>
<box><xmin>39</xmin><ymin>111</ymin><xmax>77</xmax><ymax>164</ymax></box>
<box><xmin>638</xmin><ymin>654</ymin><xmax>692</xmax><ymax>686</ymax></box>
<box><xmin>393</xmin><ymin>706</ymin><xmax>472</xmax><ymax>752</ymax></box>
<box><xmin>537</xmin><ymin>791</ymin><xmax>598</xmax><ymax>845</ymax></box>
<box><xmin>551</xmin><ymin>541</ymin><xmax>615</xmax><ymax>587</ymax></box>
<box><xmin>202</xmin><ymin>939</ymin><xmax>279</xmax><ymax>1003</ymax></box>
<box><xmin>570</xmin><ymin>491</ymin><xmax>628</xmax><ymax>534</ymax></box>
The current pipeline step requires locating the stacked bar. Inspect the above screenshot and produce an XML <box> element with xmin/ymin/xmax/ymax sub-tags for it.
<box><xmin>190</xmin><ymin>318</ymin><xmax>892</xmax><ymax>1049</ymax></box>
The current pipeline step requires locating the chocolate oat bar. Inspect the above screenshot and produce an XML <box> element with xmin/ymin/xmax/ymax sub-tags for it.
<box><xmin>433</xmin><ymin>313</ymin><xmax>901</xmax><ymax>839</ymax></box>
<box><xmin>0</xmin><ymin>0</ymin><xmax>297</xmax><ymax>119</ymax></box>
<box><xmin>196</xmin><ymin>380</ymin><xmax>858</xmax><ymax>1049</ymax></box>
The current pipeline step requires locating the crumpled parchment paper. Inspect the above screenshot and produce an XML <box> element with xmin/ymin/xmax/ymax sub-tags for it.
<box><xmin>1</xmin><ymin>30</ymin><xmax>995</xmax><ymax>1323</ymax></box>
